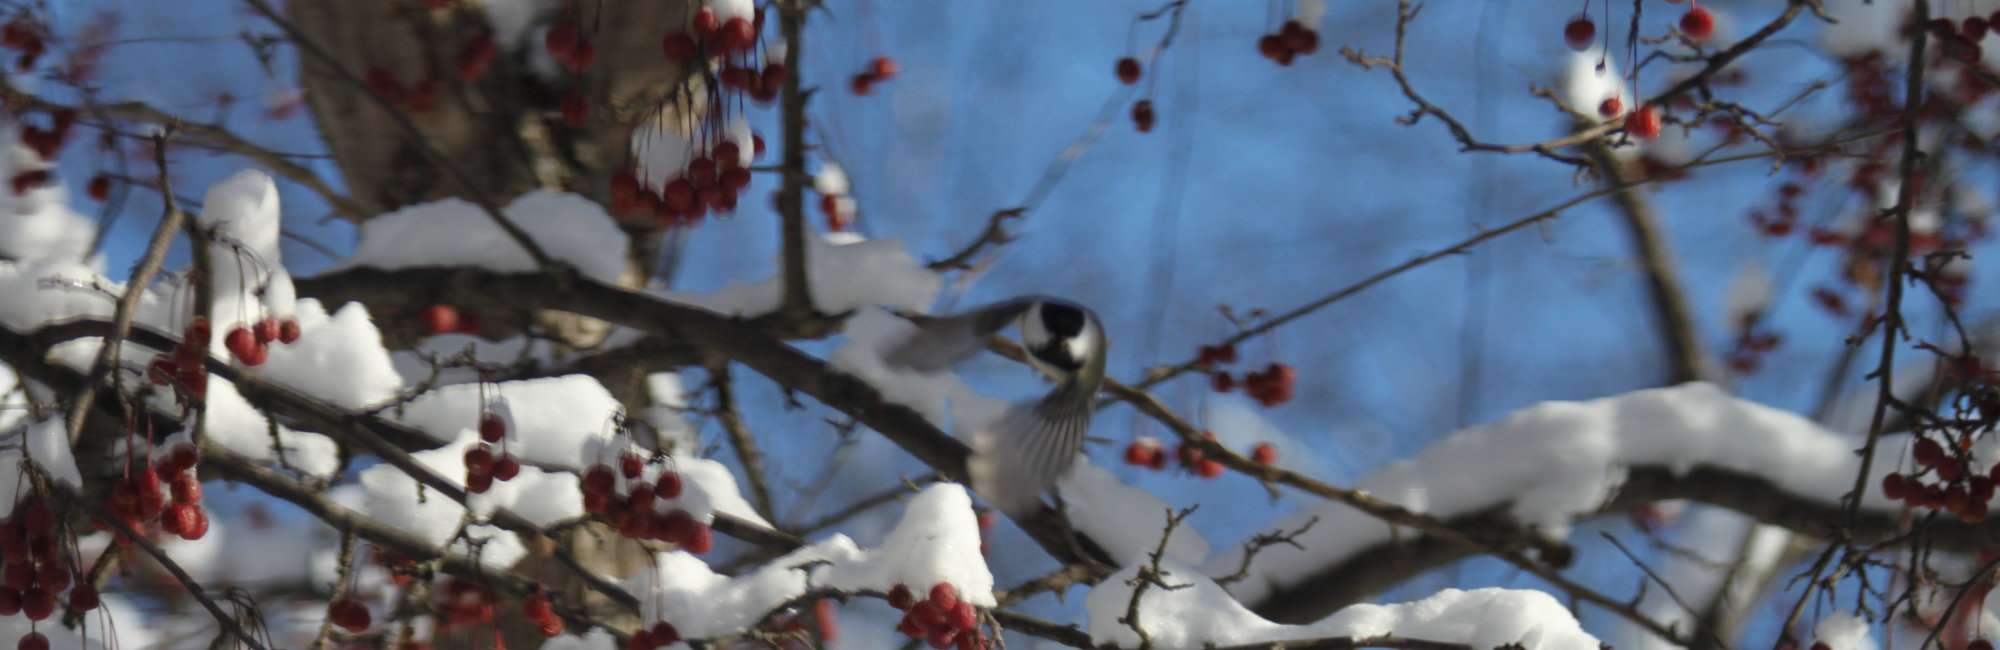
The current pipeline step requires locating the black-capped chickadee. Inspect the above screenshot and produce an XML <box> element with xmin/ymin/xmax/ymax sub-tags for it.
<box><xmin>883</xmin><ymin>296</ymin><xmax>1106</xmax><ymax>515</ymax></box>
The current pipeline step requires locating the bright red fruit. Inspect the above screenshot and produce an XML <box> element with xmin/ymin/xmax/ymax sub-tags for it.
<box><xmin>1115</xmin><ymin>57</ymin><xmax>1141</xmax><ymax>84</ymax></box>
<box><xmin>545</xmin><ymin>23</ymin><xmax>579</xmax><ymax>60</ymax></box>
<box><xmin>1564</xmin><ymin>16</ymin><xmax>1595</xmax><ymax>51</ymax></box>
<box><xmin>692</xmin><ymin>8</ymin><xmax>720</xmax><ymax>36</ymax></box>
<box><xmin>330</xmin><ymin>598</ymin><xmax>372</xmax><ymax>632</ymax></box>
<box><xmin>870</xmin><ymin>56</ymin><xmax>899</xmax><ymax>79</ymax></box>
<box><xmin>887</xmin><ymin>584</ymin><xmax>916</xmax><ymax>610</ymax></box>
<box><xmin>1680</xmin><ymin>6</ymin><xmax>1714</xmax><ymax>42</ymax></box>
<box><xmin>1597</xmin><ymin>96</ymin><xmax>1623</xmax><ymax>118</ymax></box>
<box><xmin>87</xmin><ymin>174</ymin><xmax>110</xmax><ymax>201</ymax></box>
<box><xmin>424</xmin><ymin>305</ymin><xmax>459</xmax><ymax>334</ymax></box>
<box><xmin>479</xmin><ymin>414</ymin><xmax>506</xmax><ymax>442</ymax></box>
<box><xmin>278</xmin><ymin>318</ymin><xmax>301</xmax><ymax>343</ymax></box>
<box><xmin>225</xmin><ymin>326</ymin><xmax>256</xmax><ymax>359</ymax></box>
<box><xmin>620</xmin><ymin>452</ymin><xmax>644</xmax><ymax>479</ymax></box>
<box><xmin>656</xmin><ymin>471</ymin><xmax>683</xmax><ymax>499</ymax></box>
<box><xmin>1251</xmin><ymin>442</ymin><xmax>1278</xmax><ymax>465</ymax></box>
<box><xmin>929</xmin><ymin>583</ymin><xmax>959</xmax><ymax>612</ymax></box>
<box><xmin>465</xmin><ymin>446</ymin><xmax>496</xmax><ymax>475</ymax></box>
<box><xmin>254</xmin><ymin>317</ymin><xmax>279</xmax><ymax>343</ymax></box>
<box><xmin>1130</xmin><ymin>100</ymin><xmax>1156</xmax><ymax>133</ymax></box>
<box><xmin>1624</xmin><ymin>105</ymin><xmax>1661</xmax><ymax>140</ymax></box>
<box><xmin>17</xmin><ymin>632</ymin><xmax>45</xmax><ymax>650</ymax></box>
<box><xmin>493</xmin><ymin>455</ymin><xmax>521</xmax><ymax>481</ymax></box>
<box><xmin>172</xmin><ymin>472</ymin><xmax>202</xmax><ymax>504</ymax></box>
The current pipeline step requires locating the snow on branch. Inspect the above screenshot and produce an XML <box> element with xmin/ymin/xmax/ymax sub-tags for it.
<box><xmin>1211</xmin><ymin>383</ymin><xmax>1930</xmax><ymax>608</ymax></box>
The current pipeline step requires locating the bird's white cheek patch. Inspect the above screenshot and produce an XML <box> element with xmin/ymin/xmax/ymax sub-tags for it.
<box><xmin>1065</xmin><ymin>333</ymin><xmax>1092</xmax><ymax>365</ymax></box>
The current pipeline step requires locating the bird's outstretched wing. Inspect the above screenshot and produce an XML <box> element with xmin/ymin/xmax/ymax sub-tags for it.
<box><xmin>881</xmin><ymin>297</ymin><xmax>1040</xmax><ymax>372</ymax></box>
<box><xmin>966</xmin><ymin>396</ymin><xmax>1093</xmax><ymax>516</ymax></box>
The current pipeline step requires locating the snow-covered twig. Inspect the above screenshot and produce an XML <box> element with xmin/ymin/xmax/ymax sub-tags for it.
<box><xmin>1120</xmin><ymin>506</ymin><xmax>1196</xmax><ymax>650</ymax></box>
<box><xmin>1213</xmin><ymin>517</ymin><xmax>1319</xmax><ymax>587</ymax></box>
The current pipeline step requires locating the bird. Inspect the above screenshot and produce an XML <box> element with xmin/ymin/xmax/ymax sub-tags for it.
<box><xmin>882</xmin><ymin>296</ymin><xmax>1106</xmax><ymax>515</ymax></box>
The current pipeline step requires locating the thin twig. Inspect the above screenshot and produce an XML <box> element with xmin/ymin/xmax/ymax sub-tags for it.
<box><xmin>64</xmin><ymin>133</ymin><xmax>188</xmax><ymax>445</ymax></box>
<box><xmin>712</xmin><ymin>363</ymin><xmax>779</xmax><ymax>523</ymax></box>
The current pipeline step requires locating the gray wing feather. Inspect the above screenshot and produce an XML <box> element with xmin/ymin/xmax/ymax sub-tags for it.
<box><xmin>882</xmin><ymin>297</ymin><xmax>1038</xmax><ymax>372</ymax></box>
<box><xmin>967</xmin><ymin>394</ymin><xmax>1093</xmax><ymax>516</ymax></box>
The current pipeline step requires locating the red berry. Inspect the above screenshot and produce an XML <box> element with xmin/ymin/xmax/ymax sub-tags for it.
<box><xmin>17</xmin><ymin>632</ymin><xmax>45</xmax><ymax>650</ymax></box>
<box><xmin>86</xmin><ymin>174</ymin><xmax>110</xmax><ymax>201</ymax></box>
<box><xmin>238</xmin><ymin>342</ymin><xmax>268</xmax><ymax>366</ymax></box>
<box><xmin>1679</xmin><ymin>6</ymin><xmax>1714</xmax><ymax>42</ymax></box>
<box><xmin>1915</xmin><ymin>437</ymin><xmax>1946</xmax><ymax>467</ymax></box>
<box><xmin>928</xmin><ymin>583</ymin><xmax>959</xmax><ymax>612</ymax></box>
<box><xmin>927</xmin><ymin>627</ymin><xmax>959</xmax><ymax>649</ymax></box>
<box><xmin>1564</xmin><ymin>16</ymin><xmax>1595</xmax><ymax>50</ymax></box>
<box><xmin>1211</xmin><ymin>372</ymin><xmax>1235</xmax><ymax>393</ymax></box>
<box><xmin>685</xmin><ymin>522</ymin><xmax>713</xmax><ymax>554</ymax></box>
<box><xmin>1967</xmin><ymin>17</ymin><xmax>1991</xmax><ymax>41</ymax></box>
<box><xmin>850</xmin><ymin>74</ymin><xmax>874</xmax><ymax>96</ymax></box>
<box><xmin>1124</xmin><ymin>439</ymin><xmax>1161</xmax><ymax>467</ymax></box>
<box><xmin>225</xmin><ymin>326</ymin><xmax>257</xmax><ymax>360</ymax></box>
<box><xmin>1282</xmin><ymin>23</ymin><xmax>1319</xmax><ymax>55</ymax></box>
<box><xmin>1624</xmin><ymin>105</ymin><xmax>1662</xmax><ymax>140</ymax></box>
<box><xmin>465</xmin><ymin>446</ymin><xmax>496</xmax><ymax>475</ymax></box>
<box><xmin>278</xmin><ymin>318</ymin><xmax>301</xmax><ymax>344</ymax></box>
<box><xmin>620</xmin><ymin>452</ymin><xmax>644</xmax><ymax>479</ymax></box>
<box><xmin>888</xmin><ymin>584</ymin><xmax>916</xmax><ymax>610</ymax></box>
<box><xmin>33</xmin><ymin>564</ymin><xmax>65</xmax><ymax>592</ymax></box>
<box><xmin>625</xmin><ymin>630</ymin><xmax>652</xmax><ymax>650</ymax></box>
<box><xmin>692</xmin><ymin>8</ymin><xmax>720</xmax><ymax>36</ymax></box>
<box><xmin>479</xmin><ymin>414</ymin><xmax>507</xmax><ymax>442</ymax></box>
<box><xmin>584</xmin><ymin>464</ymin><xmax>616</xmax><ymax>494</ymax></box>
<box><xmin>655</xmin><ymin>471</ymin><xmax>683</xmax><ymax>499</ymax></box>
<box><xmin>523</xmin><ymin>592</ymin><xmax>554</xmax><ymax>621</ymax></box>
<box><xmin>331</xmin><ymin>598</ymin><xmax>372</xmax><ymax>632</ymax></box>
<box><xmin>898</xmin><ymin>611</ymin><xmax>927</xmax><ymax>637</ymax></box>
<box><xmin>166</xmin><ymin>443</ymin><xmax>199</xmax><ymax>474</ymax></box>
<box><xmin>20</xmin><ymin>588</ymin><xmax>50</xmax><ymax>621</ymax></box>
<box><xmin>870</xmin><ymin>56</ymin><xmax>899</xmax><ymax>79</ymax></box>
<box><xmin>172</xmin><ymin>472</ymin><xmax>202</xmax><ymax>504</ymax></box>
<box><xmin>424</xmin><ymin>305</ymin><xmax>459</xmax><ymax>334</ymax></box>
<box><xmin>1598</xmin><ymin>96</ymin><xmax>1623</xmax><ymax>118</ymax></box>
<box><xmin>184</xmin><ymin>506</ymin><xmax>210</xmax><ymax>539</ymax></box>
<box><xmin>1115</xmin><ymin>57</ymin><xmax>1141</xmax><ymax>84</ymax></box>
<box><xmin>661</xmin><ymin>32</ymin><xmax>697</xmax><ymax>62</ymax></box>
<box><xmin>1257</xmin><ymin>34</ymin><xmax>1286</xmax><ymax>60</ymax></box>
<box><xmin>493</xmin><ymin>455</ymin><xmax>521</xmax><ymax>481</ymax></box>
<box><xmin>0</xmin><ymin>589</ymin><xmax>19</xmax><ymax>616</ymax></box>
<box><xmin>1195</xmin><ymin>459</ymin><xmax>1225</xmax><ymax>478</ymax></box>
<box><xmin>1130</xmin><ymin>99</ymin><xmax>1155</xmax><ymax>133</ymax></box>
<box><xmin>660</xmin><ymin>509</ymin><xmax>696</xmax><ymax>545</ymax></box>
<box><xmin>254</xmin><ymin>317</ymin><xmax>279</xmax><ymax>343</ymax></box>
<box><xmin>1883</xmin><ymin>473</ymin><xmax>1907</xmax><ymax>500</ymax></box>
<box><xmin>948</xmin><ymin>601</ymin><xmax>976</xmax><ymax>631</ymax></box>
<box><xmin>719</xmin><ymin>17</ymin><xmax>754</xmax><ymax>51</ymax></box>
<box><xmin>721</xmin><ymin>167</ymin><xmax>751</xmax><ymax>191</ymax></box>
<box><xmin>67</xmin><ymin>583</ymin><xmax>97</xmax><ymax>612</ymax></box>
<box><xmin>1251</xmin><ymin>442</ymin><xmax>1277</xmax><ymax>465</ymax></box>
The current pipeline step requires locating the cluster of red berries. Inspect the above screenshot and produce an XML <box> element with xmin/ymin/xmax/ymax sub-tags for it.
<box><xmin>422</xmin><ymin>305</ymin><xmax>482</xmax><ymax>337</ymax></box>
<box><xmin>329</xmin><ymin>596</ymin><xmax>372</xmax><ymax>632</ymax></box>
<box><xmin>1882</xmin><ymin>435</ymin><xmax>1999</xmax><ymax>522</ymax></box>
<box><xmin>521</xmin><ymin>588</ymin><xmax>566</xmax><ymax>638</ymax></box>
<box><xmin>1256</xmin><ymin>20</ymin><xmax>1320</xmax><ymax>66</ymax></box>
<box><xmin>1745</xmin><ymin>191</ymin><xmax>1803</xmax><ymax>240</ymax></box>
<box><xmin>464</xmin><ymin>411</ymin><xmax>523</xmax><ymax>494</ymax></box>
<box><xmin>611</xmin><ymin>135</ymin><xmax>761</xmax><ymax>228</ymax></box>
<box><xmin>0</xmin><ymin>492</ymin><xmax>97</xmax><ymax>634</ymax></box>
<box><xmin>718</xmin><ymin>60</ymin><xmax>786</xmax><ymax>104</ymax></box>
<box><xmin>1927</xmin><ymin>14</ymin><xmax>1998</xmax><ymax>64</ymax></box>
<box><xmin>222</xmin><ymin>315</ymin><xmax>303</xmax><ymax>367</ymax></box>
<box><xmin>580</xmin><ymin>453</ymin><xmax>712</xmax><ymax>553</ymax></box>
<box><xmin>624</xmin><ymin>620</ymin><xmax>682</xmax><ymax>650</ymax></box>
<box><xmin>363</xmin><ymin>66</ymin><xmax>442</xmax><ymax>115</ymax></box>
<box><xmin>888</xmin><ymin>583</ymin><xmax>984</xmax><ymax>650</ymax></box>
<box><xmin>15</xmin><ymin>106</ymin><xmax>70</xmax><ymax>169</ymax></box>
<box><xmin>455</xmin><ymin>34</ymin><xmax>498</xmax><ymax>82</ymax></box>
<box><xmin>1122</xmin><ymin>434</ymin><xmax>1277</xmax><ymax>477</ymax></box>
<box><xmin>666</xmin><ymin>6</ymin><xmax>762</xmax><ymax>61</ymax></box>
<box><xmin>1623</xmin><ymin>105</ymin><xmax>1663</xmax><ymax>140</ymax></box>
<box><xmin>146</xmin><ymin>318</ymin><xmax>216</xmax><ymax>401</ymax></box>
<box><xmin>1</xmin><ymin>16</ymin><xmax>43</xmax><ymax>70</ymax></box>
<box><xmin>1197</xmin><ymin>344</ymin><xmax>1296</xmax><ymax>407</ymax></box>
<box><xmin>850</xmin><ymin>56</ymin><xmax>899</xmax><ymax>96</ymax></box>
<box><xmin>106</xmin><ymin>442</ymin><xmax>208</xmax><ymax>541</ymax></box>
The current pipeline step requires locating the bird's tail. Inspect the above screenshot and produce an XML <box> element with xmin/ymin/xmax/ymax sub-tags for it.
<box><xmin>966</xmin><ymin>398</ymin><xmax>1091</xmax><ymax>516</ymax></box>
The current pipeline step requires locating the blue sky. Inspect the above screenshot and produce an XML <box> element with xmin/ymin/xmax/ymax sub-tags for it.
<box><xmin>45</xmin><ymin>0</ymin><xmax>1989</xmax><ymax>644</ymax></box>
